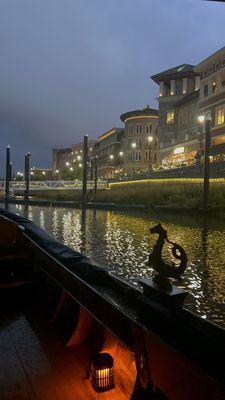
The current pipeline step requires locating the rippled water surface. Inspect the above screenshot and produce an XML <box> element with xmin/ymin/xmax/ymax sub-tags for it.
<box><xmin>8</xmin><ymin>204</ymin><xmax>225</xmax><ymax>328</ymax></box>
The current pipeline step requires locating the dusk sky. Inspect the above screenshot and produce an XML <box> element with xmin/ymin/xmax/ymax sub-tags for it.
<box><xmin>0</xmin><ymin>0</ymin><xmax>225</xmax><ymax>172</ymax></box>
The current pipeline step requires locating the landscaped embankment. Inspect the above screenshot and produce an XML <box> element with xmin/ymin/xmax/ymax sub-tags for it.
<box><xmin>13</xmin><ymin>178</ymin><xmax>225</xmax><ymax>211</ymax></box>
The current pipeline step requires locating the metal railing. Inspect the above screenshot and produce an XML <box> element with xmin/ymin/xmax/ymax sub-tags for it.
<box><xmin>0</xmin><ymin>180</ymin><xmax>108</xmax><ymax>193</ymax></box>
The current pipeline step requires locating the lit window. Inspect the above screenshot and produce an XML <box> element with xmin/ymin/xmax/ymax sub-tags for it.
<box><xmin>216</xmin><ymin>106</ymin><xmax>225</xmax><ymax>126</ymax></box>
<box><xmin>167</xmin><ymin>111</ymin><xmax>175</xmax><ymax>124</ymax></box>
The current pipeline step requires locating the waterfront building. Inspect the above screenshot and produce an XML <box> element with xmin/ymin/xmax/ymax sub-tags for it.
<box><xmin>30</xmin><ymin>168</ymin><xmax>53</xmax><ymax>180</ymax></box>
<box><xmin>94</xmin><ymin>128</ymin><xmax>124</xmax><ymax>179</ymax></box>
<box><xmin>52</xmin><ymin>147</ymin><xmax>72</xmax><ymax>178</ymax></box>
<box><xmin>52</xmin><ymin>139</ymin><xmax>96</xmax><ymax>179</ymax></box>
<box><xmin>158</xmin><ymin>90</ymin><xmax>201</xmax><ymax>168</ymax></box>
<box><xmin>195</xmin><ymin>46</ymin><xmax>225</xmax><ymax>163</ymax></box>
<box><xmin>151</xmin><ymin>65</ymin><xmax>200</xmax><ymax>168</ymax></box>
<box><xmin>120</xmin><ymin>106</ymin><xmax>159</xmax><ymax>174</ymax></box>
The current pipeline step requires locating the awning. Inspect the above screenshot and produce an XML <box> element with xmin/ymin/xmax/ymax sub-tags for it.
<box><xmin>210</xmin><ymin>143</ymin><xmax>225</xmax><ymax>156</ymax></box>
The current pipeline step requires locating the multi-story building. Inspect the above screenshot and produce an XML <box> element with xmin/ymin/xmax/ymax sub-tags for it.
<box><xmin>52</xmin><ymin>147</ymin><xmax>72</xmax><ymax>178</ymax></box>
<box><xmin>52</xmin><ymin>139</ymin><xmax>96</xmax><ymax>178</ymax></box>
<box><xmin>120</xmin><ymin>106</ymin><xmax>158</xmax><ymax>174</ymax></box>
<box><xmin>30</xmin><ymin>168</ymin><xmax>53</xmax><ymax>180</ymax></box>
<box><xmin>195</xmin><ymin>46</ymin><xmax>225</xmax><ymax>163</ymax></box>
<box><xmin>151</xmin><ymin>64</ymin><xmax>201</xmax><ymax>167</ymax></box>
<box><xmin>94</xmin><ymin>128</ymin><xmax>124</xmax><ymax>179</ymax></box>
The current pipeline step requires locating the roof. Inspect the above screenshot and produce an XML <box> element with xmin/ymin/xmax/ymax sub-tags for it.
<box><xmin>52</xmin><ymin>147</ymin><xmax>71</xmax><ymax>153</ymax></box>
<box><xmin>99</xmin><ymin>127</ymin><xmax>124</xmax><ymax>141</ymax></box>
<box><xmin>151</xmin><ymin>64</ymin><xmax>196</xmax><ymax>84</ymax></box>
<box><xmin>195</xmin><ymin>46</ymin><xmax>225</xmax><ymax>72</ymax></box>
<box><xmin>120</xmin><ymin>106</ymin><xmax>158</xmax><ymax>123</ymax></box>
<box><xmin>174</xmin><ymin>90</ymin><xmax>199</xmax><ymax>107</ymax></box>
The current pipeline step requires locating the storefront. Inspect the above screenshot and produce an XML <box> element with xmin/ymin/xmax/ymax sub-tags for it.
<box><xmin>160</xmin><ymin>141</ymin><xmax>198</xmax><ymax>169</ymax></box>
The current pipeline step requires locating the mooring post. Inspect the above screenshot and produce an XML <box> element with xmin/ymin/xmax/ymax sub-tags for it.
<box><xmin>82</xmin><ymin>135</ymin><xmax>88</xmax><ymax>208</ymax></box>
<box><xmin>5</xmin><ymin>145</ymin><xmax>11</xmax><ymax>202</ymax></box>
<box><xmin>24</xmin><ymin>153</ymin><xmax>31</xmax><ymax>204</ymax></box>
<box><xmin>94</xmin><ymin>155</ymin><xmax>98</xmax><ymax>197</ymax></box>
<box><xmin>203</xmin><ymin>115</ymin><xmax>211</xmax><ymax>209</ymax></box>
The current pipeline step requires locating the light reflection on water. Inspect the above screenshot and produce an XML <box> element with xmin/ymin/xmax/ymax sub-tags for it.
<box><xmin>9</xmin><ymin>204</ymin><xmax>225</xmax><ymax>328</ymax></box>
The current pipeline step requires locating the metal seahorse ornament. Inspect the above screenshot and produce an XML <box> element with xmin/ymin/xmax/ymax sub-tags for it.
<box><xmin>148</xmin><ymin>224</ymin><xmax>187</xmax><ymax>288</ymax></box>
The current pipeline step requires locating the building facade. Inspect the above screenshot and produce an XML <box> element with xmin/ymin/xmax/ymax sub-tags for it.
<box><xmin>52</xmin><ymin>148</ymin><xmax>72</xmax><ymax>178</ymax></box>
<box><xmin>120</xmin><ymin>106</ymin><xmax>159</xmax><ymax>174</ymax></box>
<box><xmin>94</xmin><ymin>128</ymin><xmax>124</xmax><ymax>179</ymax></box>
<box><xmin>195</xmin><ymin>46</ymin><xmax>225</xmax><ymax>163</ymax></box>
<box><xmin>151</xmin><ymin>64</ymin><xmax>201</xmax><ymax>168</ymax></box>
<box><xmin>52</xmin><ymin>139</ymin><xmax>96</xmax><ymax>179</ymax></box>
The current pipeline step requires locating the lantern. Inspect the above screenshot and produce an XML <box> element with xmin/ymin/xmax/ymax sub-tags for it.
<box><xmin>91</xmin><ymin>352</ymin><xmax>115</xmax><ymax>392</ymax></box>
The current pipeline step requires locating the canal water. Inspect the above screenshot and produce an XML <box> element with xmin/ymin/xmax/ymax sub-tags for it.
<box><xmin>8</xmin><ymin>204</ymin><xmax>225</xmax><ymax>328</ymax></box>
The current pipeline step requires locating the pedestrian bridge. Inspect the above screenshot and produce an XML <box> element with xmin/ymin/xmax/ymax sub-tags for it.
<box><xmin>0</xmin><ymin>180</ymin><xmax>108</xmax><ymax>194</ymax></box>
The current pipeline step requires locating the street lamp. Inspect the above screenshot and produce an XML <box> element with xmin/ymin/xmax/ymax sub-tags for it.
<box><xmin>198</xmin><ymin>113</ymin><xmax>212</xmax><ymax>209</ymax></box>
<box><xmin>109</xmin><ymin>155</ymin><xmax>114</xmax><ymax>179</ymax></box>
<box><xmin>131</xmin><ymin>142</ymin><xmax>136</xmax><ymax>178</ymax></box>
<box><xmin>147</xmin><ymin>136</ymin><xmax>153</xmax><ymax>172</ymax></box>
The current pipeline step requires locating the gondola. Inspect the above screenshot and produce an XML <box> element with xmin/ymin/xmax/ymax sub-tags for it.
<box><xmin>0</xmin><ymin>207</ymin><xmax>225</xmax><ymax>400</ymax></box>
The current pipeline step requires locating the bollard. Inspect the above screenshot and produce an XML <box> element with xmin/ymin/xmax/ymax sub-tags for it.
<box><xmin>82</xmin><ymin>135</ymin><xmax>88</xmax><ymax>208</ymax></box>
<box><xmin>24</xmin><ymin>153</ymin><xmax>31</xmax><ymax>204</ymax></box>
<box><xmin>5</xmin><ymin>145</ymin><xmax>11</xmax><ymax>201</ymax></box>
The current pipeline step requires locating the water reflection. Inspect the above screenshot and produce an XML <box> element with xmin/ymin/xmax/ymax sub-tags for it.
<box><xmin>7</xmin><ymin>204</ymin><xmax>225</xmax><ymax>328</ymax></box>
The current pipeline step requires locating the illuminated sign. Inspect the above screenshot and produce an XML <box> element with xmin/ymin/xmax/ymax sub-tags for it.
<box><xmin>173</xmin><ymin>147</ymin><xmax>184</xmax><ymax>155</ymax></box>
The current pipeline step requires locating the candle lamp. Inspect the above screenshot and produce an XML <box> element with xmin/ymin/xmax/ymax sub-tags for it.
<box><xmin>91</xmin><ymin>352</ymin><xmax>115</xmax><ymax>392</ymax></box>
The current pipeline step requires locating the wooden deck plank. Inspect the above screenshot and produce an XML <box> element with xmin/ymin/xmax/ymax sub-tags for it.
<box><xmin>0</xmin><ymin>321</ymin><xmax>35</xmax><ymax>400</ymax></box>
<box><xmin>5</xmin><ymin>310</ymin><xmax>128</xmax><ymax>400</ymax></box>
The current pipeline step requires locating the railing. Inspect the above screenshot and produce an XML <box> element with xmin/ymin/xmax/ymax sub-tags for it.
<box><xmin>0</xmin><ymin>180</ymin><xmax>108</xmax><ymax>192</ymax></box>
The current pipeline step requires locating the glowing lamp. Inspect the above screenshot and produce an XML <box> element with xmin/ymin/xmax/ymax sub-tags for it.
<box><xmin>91</xmin><ymin>353</ymin><xmax>115</xmax><ymax>392</ymax></box>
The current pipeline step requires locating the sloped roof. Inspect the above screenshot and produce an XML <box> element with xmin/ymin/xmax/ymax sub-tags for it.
<box><xmin>151</xmin><ymin>64</ymin><xmax>196</xmax><ymax>84</ymax></box>
<box><xmin>120</xmin><ymin>106</ymin><xmax>158</xmax><ymax>122</ymax></box>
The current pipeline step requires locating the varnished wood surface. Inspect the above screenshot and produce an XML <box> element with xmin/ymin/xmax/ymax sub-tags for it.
<box><xmin>0</xmin><ymin>307</ymin><xmax>130</xmax><ymax>400</ymax></box>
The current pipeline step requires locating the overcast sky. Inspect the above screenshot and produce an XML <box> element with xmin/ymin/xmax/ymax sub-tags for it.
<box><xmin>0</xmin><ymin>0</ymin><xmax>225</xmax><ymax>172</ymax></box>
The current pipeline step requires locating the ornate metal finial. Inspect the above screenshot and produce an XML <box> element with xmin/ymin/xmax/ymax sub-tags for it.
<box><xmin>148</xmin><ymin>223</ymin><xmax>187</xmax><ymax>291</ymax></box>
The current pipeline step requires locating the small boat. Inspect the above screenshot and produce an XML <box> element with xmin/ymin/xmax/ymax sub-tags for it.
<box><xmin>0</xmin><ymin>207</ymin><xmax>225</xmax><ymax>400</ymax></box>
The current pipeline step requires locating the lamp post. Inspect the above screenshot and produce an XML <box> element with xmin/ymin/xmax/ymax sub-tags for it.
<box><xmin>198</xmin><ymin>113</ymin><xmax>212</xmax><ymax>209</ymax></box>
<box><xmin>119</xmin><ymin>151</ymin><xmax>124</xmax><ymax>175</ymax></box>
<box><xmin>147</xmin><ymin>135</ymin><xmax>153</xmax><ymax>173</ymax></box>
<box><xmin>24</xmin><ymin>153</ymin><xmax>31</xmax><ymax>204</ymax></box>
<box><xmin>5</xmin><ymin>145</ymin><xmax>11</xmax><ymax>202</ymax></box>
<box><xmin>94</xmin><ymin>155</ymin><xmax>98</xmax><ymax>196</ymax></box>
<box><xmin>82</xmin><ymin>135</ymin><xmax>88</xmax><ymax>208</ymax></box>
<box><xmin>131</xmin><ymin>142</ymin><xmax>136</xmax><ymax>178</ymax></box>
<box><xmin>109</xmin><ymin>154</ymin><xmax>114</xmax><ymax>179</ymax></box>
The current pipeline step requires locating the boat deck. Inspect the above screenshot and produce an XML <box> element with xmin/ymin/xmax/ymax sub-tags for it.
<box><xmin>0</xmin><ymin>306</ymin><xmax>128</xmax><ymax>400</ymax></box>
